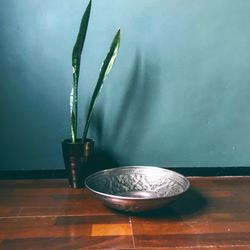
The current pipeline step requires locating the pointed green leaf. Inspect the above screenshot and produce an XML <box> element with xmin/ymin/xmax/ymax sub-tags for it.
<box><xmin>82</xmin><ymin>29</ymin><xmax>121</xmax><ymax>141</ymax></box>
<box><xmin>72</xmin><ymin>0</ymin><xmax>91</xmax><ymax>82</ymax></box>
<box><xmin>70</xmin><ymin>0</ymin><xmax>91</xmax><ymax>143</ymax></box>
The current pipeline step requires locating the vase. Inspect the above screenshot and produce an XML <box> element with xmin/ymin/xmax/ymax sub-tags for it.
<box><xmin>62</xmin><ymin>138</ymin><xmax>94</xmax><ymax>188</ymax></box>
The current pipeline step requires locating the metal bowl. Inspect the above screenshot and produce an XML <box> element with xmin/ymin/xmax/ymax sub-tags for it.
<box><xmin>85</xmin><ymin>166</ymin><xmax>190</xmax><ymax>212</ymax></box>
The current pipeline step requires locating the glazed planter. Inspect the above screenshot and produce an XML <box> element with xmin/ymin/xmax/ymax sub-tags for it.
<box><xmin>62</xmin><ymin>138</ymin><xmax>94</xmax><ymax>188</ymax></box>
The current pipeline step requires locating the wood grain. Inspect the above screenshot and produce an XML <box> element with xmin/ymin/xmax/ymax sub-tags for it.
<box><xmin>0</xmin><ymin>177</ymin><xmax>249</xmax><ymax>249</ymax></box>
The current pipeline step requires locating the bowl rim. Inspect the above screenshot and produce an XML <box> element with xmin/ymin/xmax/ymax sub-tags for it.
<box><xmin>84</xmin><ymin>166</ymin><xmax>190</xmax><ymax>201</ymax></box>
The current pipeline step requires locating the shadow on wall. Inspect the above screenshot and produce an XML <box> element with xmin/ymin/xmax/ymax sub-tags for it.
<box><xmin>90</xmin><ymin>51</ymin><xmax>161</xmax><ymax>170</ymax></box>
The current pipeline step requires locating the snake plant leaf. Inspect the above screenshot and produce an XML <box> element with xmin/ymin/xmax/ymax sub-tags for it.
<box><xmin>82</xmin><ymin>29</ymin><xmax>121</xmax><ymax>142</ymax></box>
<box><xmin>72</xmin><ymin>0</ymin><xmax>92</xmax><ymax>82</ymax></box>
<box><xmin>70</xmin><ymin>0</ymin><xmax>92</xmax><ymax>143</ymax></box>
<box><xmin>71</xmin><ymin>111</ymin><xmax>77</xmax><ymax>142</ymax></box>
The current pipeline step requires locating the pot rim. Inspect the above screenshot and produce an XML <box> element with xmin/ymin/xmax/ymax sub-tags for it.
<box><xmin>62</xmin><ymin>138</ymin><xmax>94</xmax><ymax>145</ymax></box>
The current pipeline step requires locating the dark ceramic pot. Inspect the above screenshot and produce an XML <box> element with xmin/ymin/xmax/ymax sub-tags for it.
<box><xmin>62</xmin><ymin>138</ymin><xmax>94</xmax><ymax>188</ymax></box>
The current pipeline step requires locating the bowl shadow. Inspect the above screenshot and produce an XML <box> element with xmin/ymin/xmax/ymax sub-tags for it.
<box><xmin>112</xmin><ymin>187</ymin><xmax>207</xmax><ymax>219</ymax></box>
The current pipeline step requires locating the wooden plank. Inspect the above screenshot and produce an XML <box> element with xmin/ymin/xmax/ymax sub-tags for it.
<box><xmin>1</xmin><ymin>236</ymin><xmax>134</xmax><ymax>250</ymax></box>
<box><xmin>133</xmin><ymin>233</ymin><xmax>250</xmax><ymax>248</ymax></box>
<box><xmin>91</xmin><ymin>224</ymin><xmax>132</xmax><ymax>236</ymax></box>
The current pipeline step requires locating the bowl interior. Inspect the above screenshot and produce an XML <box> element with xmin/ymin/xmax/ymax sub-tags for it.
<box><xmin>85</xmin><ymin>166</ymin><xmax>189</xmax><ymax>199</ymax></box>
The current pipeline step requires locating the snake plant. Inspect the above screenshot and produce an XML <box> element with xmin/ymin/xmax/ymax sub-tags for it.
<box><xmin>70</xmin><ymin>0</ymin><xmax>120</xmax><ymax>143</ymax></box>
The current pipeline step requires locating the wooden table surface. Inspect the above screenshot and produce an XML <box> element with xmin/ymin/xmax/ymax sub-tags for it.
<box><xmin>0</xmin><ymin>176</ymin><xmax>249</xmax><ymax>250</ymax></box>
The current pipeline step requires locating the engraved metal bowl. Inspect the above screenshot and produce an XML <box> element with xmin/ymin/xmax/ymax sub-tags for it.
<box><xmin>85</xmin><ymin>166</ymin><xmax>190</xmax><ymax>212</ymax></box>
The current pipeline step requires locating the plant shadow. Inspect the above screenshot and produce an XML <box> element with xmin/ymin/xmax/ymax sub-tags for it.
<box><xmin>89</xmin><ymin>147</ymin><xmax>120</xmax><ymax>173</ymax></box>
<box><xmin>112</xmin><ymin>51</ymin><xmax>161</xmax><ymax>153</ymax></box>
<box><xmin>89</xmin><ymin>50</ymin><xmax>161</xmax><ymax>167</ymax></box>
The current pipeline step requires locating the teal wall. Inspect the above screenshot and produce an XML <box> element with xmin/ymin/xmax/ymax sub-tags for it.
<box><xmin>1</xmin><ymin>0</ymin><xmax>250</xmax><ymax>170</ymax></box>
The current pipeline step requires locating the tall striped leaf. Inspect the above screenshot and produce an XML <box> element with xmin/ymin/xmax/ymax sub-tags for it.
<box><xmin>82</xmin><ymin>29</ymin><xmax>121</xmax><ymax>142</ymax></box>
<box><xmin>70</xmin><ymin>0</ymin><xmax>91</xmax><ymax>143</ymax></box>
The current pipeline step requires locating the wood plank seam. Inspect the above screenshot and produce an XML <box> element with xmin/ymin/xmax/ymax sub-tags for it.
<box><xmin>129</xmin><ymin>217</ymin><xmax>135</xmax><ymax>249</ymax></box>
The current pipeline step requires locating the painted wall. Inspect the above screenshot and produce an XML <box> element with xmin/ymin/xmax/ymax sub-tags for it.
<box><xmin>1</xmin><ymin>0</ymin><xmax>250</xmax><ymax>170</ymax></box>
